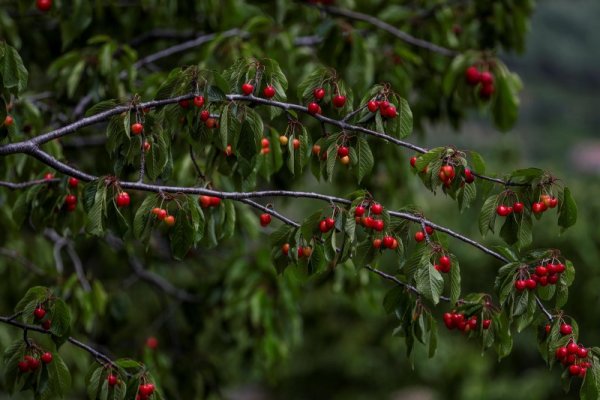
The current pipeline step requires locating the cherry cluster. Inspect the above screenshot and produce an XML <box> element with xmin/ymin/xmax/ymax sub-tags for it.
<box><xmin>443</xmin><ymin>311</ymin><xmax>491</xmax><ymax>333</ymax></box>
<box><xmin>433</xmin><ymin>254</ymin><xmax>452</xmax><ymax>274</ymax></box>
<box><xmin>553</xmin><ymin>323</ymin><xmax>590</xmax><ymax>377</ymax></box>
<box><xmin>241</xmin><ymin>82</ymin><xmax>277</xmax><ymax>99</ymax></box>
<box><xmin>136</xmin><ymin>382</ymin><xmax>156</xmax><ymax>400</ymax></box>
<box><xmin>318</xmin><ymin>216</ymin><xmax>335</xmax><ymax>233</ymax></box>
<box><xmin>198</xmin><ymin>195</ymin><xmax>222</xmax><ymax>208</ymax></box>
<box><xmin>337</xmin><ymin>145</ymin><xmax>350</xmax><ymax>165</ymax></box>
<box><xmin>17</xmin><ymin>352</ymin><xmax>53</xmax><ymax>373</ymax></box>
<box><xmin>414</xmin><ymin>225</ymin><xmax>434</xmax><ymax>243</ymax></box>
<box><xmin>465</xmin><ymin>65</ymin><xmax>495</xmax><ymax>99</ymax></box>
<box><xmin>354</xmin><ymin>202</ymin><xmax>385</xmax><ymax>232</ymax></box>
<box><xmin>33</xmin><ymin>306</ymin><xmax>52</xmax><ymax>330</ymax></box>
<box><xmin>366</xmin><ymin>99</ymin><xmax>399</xmax><ymax>119</ymax></box>
<box><xmin>63</xmin><ymin>177</ymin><xmax>79</xmax><ymax>212</ymax></box>
<box><xmin>260</xmin><ymin>137</ymin><xmax>271</xmax><ymax>155</ymax></box>
<box><xmin>281</xmin><ymin>243</ymin><xmax>313</xmax><ymax>258</ymax></box>
<box><xmin>151</xmin><ymin>207</ymin><xmax>175</xmax><ymax>226</ymax></box>
<box><xmin>532</xmin><ymin>194</ymin><xmax>558</xmax><ymax>214</ymax></box>
<box><xmin>307</xmin><ymin>86</ymin><xmax>347</xmax><ymax>115</ymax></box>
<box><xmin>514</xmin><ymin>260</ymin><xmax>566</xmax><ymax>290</ymax></box>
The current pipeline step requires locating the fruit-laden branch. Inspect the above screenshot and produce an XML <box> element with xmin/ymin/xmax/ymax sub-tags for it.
<box><xmin>0</xmin><ymin>92</ymin><xmax>524</xmax><ymax>188</ymax></box>
<box><xmin>0</xmin><ymin>315</ymin><xmax>124</xmax><ymax>374</ymax></box>
<box><xmin>304</xmin><ymin>3</ymin><xmax>458</xmax><ymax>57</ymax></box>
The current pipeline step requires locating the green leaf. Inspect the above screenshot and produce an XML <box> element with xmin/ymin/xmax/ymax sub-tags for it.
<box><xmin>133</xmin><ymin>195</ymin><xmax>158</xmax><ymax>240</ymax></box>
<box><xmin>581</xmin><ymin>362</ymin><xmax>600</xmax><ymax>400</ymax></box>
<box><xmin>449</xmin><ymin>255</ymin><xmax>461</xmax><ymax>304</ymax></box>
<box><xmin>300</xmin><ymin>211</ymin><xmax>322</xmax><ymax>242</ymax></box>
<box><xmin>49</xmin><ymin>298</ymin><xmax>72</xmax><ymax>344</ymax></box>
<box><xmin>85</xmin><ymin>99</ymin><xmax>119</xmax><ymax>117</ymax></box>
<box><xmin>558</xmin><ymin>187</ymin><xmax>577</xmax><ymax>231</ymax></box>
<box><xmin>86</xmin><ymin>183</ymin><xmax>107</xmax><ymax>236</ymax></box>
<box><xmin>414</xmin><ymin>147</ymin><xmax>444</xmax><ymax>172</ymax></box>
<box><xmin>479</xmin><ymin>195</ymin><xmax>498</xmax><ymax>236</ymax></box>
<box><xmin>396</xmin><ymin>97</ymin><xmax>413</xmax><ymax>138</ymax></box>
<box><xmin>416</xmin><ymin>263</ymin><xmax>444</xmax><ymax>304</ymax></box>
<box><xmin>383</xmin><ymin>286</ymin><xmax>406</xmax><ymax>314</ymax></box>
<box><xmin>356</xmin><ymin>136</ymin><xmax>373</xmax><ymax>183</ymax></box>
<box><xmin>46</xmin><ymin>352</ymin><xmax>71</xmax><ymax>397</ymax></box>
<box><xmin>1</xmin><ymin>43</ymin><xmax>28</xmax><ymax>94</ymax></box>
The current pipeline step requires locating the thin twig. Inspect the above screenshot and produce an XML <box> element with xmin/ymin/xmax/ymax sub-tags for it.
<box><xmin>0</xmin><ymin>248</ymin><xmax>46</xmax><ymax>275</ymax></box>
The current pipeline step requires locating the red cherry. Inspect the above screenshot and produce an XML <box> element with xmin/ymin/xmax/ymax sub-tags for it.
<box><xmin>164</xmin><ymin>215</ymin><xmax>175</xmax><ymax>226</ymax></box>
<box><xmin>439</xmin><ymin>256</ymin><xmax>451</xmax><ymax>269</ymax></box>
<box><xmin>193</xmin><ymin>96</ymin><xmax>205</xmax><ymax>108</ymax></box>
<box><xmin>577</xmin><ymin>347</ymin><xmax>588</xmax><ymax>358</ymax></box>
<box><xmin>199</xmin><ymin>196</ymin><xmax>211</xmax><ymax>208</ymax></box>
<box><xmin>465</xmin><ymin>66</ymin><xmax>481</xmax><ymax>85</ymax></box>
<box><xmin>569</xmin><ymin>365</ymin><xmax>582</xmax><ymax>376</ymax></box>
<box><xmin>261</xmin><ymin>138</ymin><xmax>270</xmax><ymax>148</ymax></box>
<box><xmin>259</xmin><ymin>213</ymin><xmax>272</xmax><ymax>227</ymax></box>
<box><xmin>332</xmin><ymin>95</ymin><xmax>346</xmax><ymax>108</ymax></box>
<box><xmin>41</xmin><ymin>352</ymin><xmax>53</xmax><ymax>364</ymax></box>
<box><xmin>381</xmin><ymin>104</ymin><xmax>397</xmax><ymax>118</ymax></box>
<box><xmin>555</xmin><ymin>347</ymin><xmax>567</xmax><ymax>359</ymax></box>
<box><xmin>548</xmin><ymin>274</ymin><xmax>559</xmax><ymax>284</ymax></box>
<box><xmin>337</xmin><ymin>146</ymin><xmax>349</xmax><ymax>158</ymax></box>
<box><xmin>482</xmin><ymin>319</ymin><xmax>491</xmax><ymax>330</ymax></box>
<box><xmin>241</xmin><ymin>83</ymin><xmax>254</xmax><ymax>95</ymax></box>
<box><xmin>209</xmin><ymin>197</ymin><xmax>221</xmax><ymax>207</ymax></box>
<box><xmin>319</xmin><ymin>220</ymin><xmax>330</xmax><ymax>233</ymax></box>
<box><xmin>36</xmin><ymin>0</ymin><xmax>52</xmax><ymax>12</ymax></box>
<box><xmin>108</xmin><ymin>374</ymin><xmax>118</xmax><ymax>387</ymax></box>
<box><xmin>263</xmin><ymin>86</ymin><xmax>276</xmax><ymax>98</ymax></box>
<box><xmin>146</xmin><ymin>336</ymin><xmax>158</xmax><ymax>349</ymax></box>
<box><xmin>4</xmin><ymin>115</ymin><xmax>14</xmax><ymax>126</ymax></box>
<box><xmin>525</xmin><ymin>278</ymin><xmax>537</xmax><ymax>290</ymax></box>
<box><xmin>372</xmin><ymin>219</ymin><xmax>384</xmax><ymax>232</ymax></box>
<box><xmin>464</xmin><ymin>168</ymin><xmax>475</xmax><ymax>183</ymax></box>
<box><xmin>292</xmin><ymin>138</ymin><xmax>300</xmax><ymax>150</ymax></box>
<box><xmin>200</xmin><ymin>110</ymin><xmax>210</xmax><ymax>121</ymax></box>
<box><xmin>468</xmin><ymin>316</ymin><xmax>478</xmax><ymax>329</ymax></box>
<box><xmin>68</xmin><ymin>177</ymin><xmax>79</xmax><ymax>188</ymax></box>
<box><xmin>548</xmin><ymin>197</ymin><xmax>558</xmax><ymax>208</ymax></box>
<box><xmin>443</xmin><ymin>313</ymin><xmax>455</xmax><ymax>329</ymax></box>
<box><xmin>139</xmin><ymin>383</ymin><xmax>155</xmax><ymax>396</ymax></box>
<box><xmin>367</xmin><ymin>101</ymin><xmax>379</xmax><ymax>113</ymax></box>
<box><xmin>496</xmin><ymin>205</ymin><xmax>510</xmax><ymax>217</ymax></box>
<box><xmin>18</xmin><ymin>360</ymin><xmax>29</xmax><ymax>373</ymax></box>
<box><xmin>441</xmin><ymin>165</ymin><xmax>455</xmax><ymax>180</ymax></box>
<box><xmin>382</xmin><ymin>236</ymin><xmax>394</xmax><ymax>249</ymax></box>
<box><xmin>363</xmin><ymin>217</ymin><xmax>374</xmax><ymax>229</ymax></box>
<box><xmin>28</xmin><ymin>357</ymin><xmax>40</xmax><ymax>370</ymax></box>
<box><xmin>378</xmin><ymin>101</ymin><xmax>390</xmax><ymax>111</ymax></box>
<box><xmin>354</xmin><ymin>206</ymin><xmax>366</xmax><ymax>217</ymax></box>
<box><xmin>307</xmin><ymin>102</ymin><xmax>320</xmax><ymax>114</ymax></box>
<box><xmin>178</xmin><ymin>99</ymin><xmax>190</xmax><ymax>109</ymax></box>
<box><xmin>324</xmin><ymin>217</ymin><xmax>335</xmax><ymax>230</ymax></box>
<box><xmin>372</xmin><ymin>238</ymin><xmax>382</xmax><ymax>249</ymax></box>
<box><xmin>414</xmin><ymin>231</ymin><xmax>425</xmax><ymax>242</ymax></box>
<box><xmin>514</xmin><ymin>280</ymin><xmax>526</xmax><ymax>291</ymax></box>
<box><xmin>532</xmin><ymin>202</ymin><xmax>544</xmax><ymax>214</ymax></box>
<box><xmin>535</xmin><ymin>266</ymin><xmax>547</xmax><ymax>276</ymax></box>
<box><xmin>34</xmin><ymin>307</ymin><xmax>46</xmax><ymax>320</ymax></box>
<box><xmin>281</xmin><ymin>243</ymin><xmax>290</xmax><ymax>256</ymax></box>
<box><xmin>555</xmin><ymin>263</ymin><xmax>566</xmax><ymax>273</ymax></box>
<box><xmin>42</xmin><ymin>319</ymin><xmax>51</xmax><ymax>330</ymax></box>
<box><xmin>513</xmin><ymin>202</ymin><xmax>524</xmax><ymax>213</ymax></box>
<box><xmin>425</xmin><ymin>226</ymin><xmax>434</xmax><ymax>235</ymax></box>
<box><xmin>116</xmin><ymin>192</ymin><xmax>130</xmax><ymax>208</ymax></box>
<box><xmin>480</xmin><ymin>71</ymin><xmax>494</xmax><ymax>85</ymax></box>
<box><xmin>479</xmin><ymin>83</ymin><xmax>495</xmax><ymax>99</ymax></box>
<box><xmin>371</xmin><ymin>203</ymin><xmax>383</xmax><ymax>215</ymax></box>
<box><xmin>44</xmin><ymin>172</ymin><xmax>55</xmax><ymax>180</ymax></box>
<box><xmin>539</xmin><ymin>276</ymin><xmax>548</xmax><ymax>286</ymax></box>
<box><xmin>410</xmin><ymin>156</ymin><xmax>417</xmax><ymax>168</ymax></box>
<box><xmin>313</xmin><ymin>87</ymin><xmax>325</xmax><ymax>100</ymax></box>
<box><xmin>560</xmin><ymin>324</ymin><xmax>573</xmax><ymax>336</ymax></box>
<box><xmin>131</xmin><ymin>123</ymin><xmax>143</xmax><ymax>135</ymax></box>
<box><xmin>567</xmin><ymin>342</ymin><xmax>579</xmax><ymax>354</ymax></box>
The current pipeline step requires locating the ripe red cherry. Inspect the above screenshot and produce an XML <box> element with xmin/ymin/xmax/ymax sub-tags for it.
<box><xmin>555</xmin><ymin>263</ymin><xmax>566</xmax><ymax>273</ymax></box>
<box><xmin>241</xmin><ymin>83</ymin><xmax>254</xmax><ymax>95</ymax></box>
<box><xmin>535</xmin><ymin>266</ymin><xmax>547</xmax><ymax>276</ymax></box>
<box><xmin>18</xmin><ymin>360</ymin><xmax>29</xmax><ymax>373</ymax></box>
<box><xmin>443</xmin><ymin>313</ymin><xmax>455</xmax><ymax>329</ymax></box>
<box><xmin>34</xmin><ymin>307</ymin><xmax>46</xmax><ymax>320</ymax></box>
<box><xmin>414</xmin><ymin>231</ymin><xmax>425</xmax><ymax>242</ymax></box>
<box><xmin>292</xmin><ymin>138</ymin><xmax>300</xmax><ymax>150</ymax></box>
<box><xmin>482</xmin><ymin>319</ymin><xmax>491</xmax><ymax>330</ymax></box>
<box><xmin>4</xmin><ymin>115</ymin><xmax>14</xmax><ymax>126</ymax></box>
<box><xmin>560</xmin><ymin>323</ymin><xmax>573</xmax><ymax>336</ymax></box>
<box><xmin>548</xmin><ymin>274</ymin><xmax>559</xmax><ymax>284</ymax></box>
<box><xmin>259</xmin><ymin>213</ymin><xmax>272</xmax><ymax>227</ymax></box>
<box><xmin>548</xmin><ymin>197</ymin><xmax>558</xmax><ymax>208</ymax></box>
<box><xmin>514</xmin><ymin>280</ymin><xmax>526</xmax><ymax>291</ymax></box>
<box><xmin>307</xmin><ymin>102</ymin><xmax>320</xmax><ymax>114</ymax></box>
<box><xmin>337</xmin><ymin>146</ymin><xmax>349</xmax><ymax>158</ymax></box>
<box><xmin>532</xmin><ymin>202</ymin><xmax>544</xmax><ymax>214</ymax></box>
<box><xmin>179</xmin><ymin>99</ymin><xmax>190</xmax><ymax>108</ymax></box>
<box><xmin>108</xmin><ymin>374</ymin><xmax>118</xmax><ymax>387</ymax></box>
<box><xmin>200</xmin><ymin>110</ymin><xmax>210</xmax><ymax>121</ymax></box>
<box><xmin>381</xmin><ymin>104</ymin><xmax>397</xmax><ymax>118</ymax></box>
<box><xmin>332</xmin><ymin>95</ymin><xmax>346</xmax><ymax>108</ymax></box>
<box><xmin>496</xmin><ymin>205</ymin><xmax>510</xmax><ymax>217</ymax></box>
<box><xmin>319</xmin><ymin>220</ymin><xmax>330</xmax><ymax>233</ymax></box>
<box><xmin>68</xmin><ymin>177</ymin><xmax>79</xmax><ymax>188</ymax></box>
<box><xmin>199</xmin><ymin>196</ymin><xmax>211</xmax><ymax>208</ymax></box>
<box><xmin>324</xmin><ymin>217</ymin><xmax>335</xmax><ymax>230</ymax></box>
<box><xmin>465</xmin><ymin>66</ymin><xmax>481</xmax><ymax>85</ymax></box>
<box><xmin>41</xmin><ymin>352</ymin><xmax>53</xmax><ymax>364</ymax></box>
<box><xmin>440</xmin><ymin>165</ymin><xmax>455</xmax><ymax>180</ymax></box>
<box><xmin>577</xmin><ymin>347</ymin><xmax>589</xmax><ymax>358</ymax></box>
<box><xmin>378</xmin><ymin>101</ymin><xmax>390</xmax><ymax>111</ymax></box>
<box><xmin>139</xmin><ymin>383</ymin><xmax>155</xmax><ymax>396</ymax></box>
<box><xmin>131</xmin><ymin>123</ymin><xmax>143</xmax><ymax>135</ymax></box>
<box><xmin>28</xmin><ymin>357</ymin><xmax>40</xmax><ymax>370</ymax></box>
<box><xmin>354</xmin><ymin>206</ymin><xmax>365</xmax><ymax>217</ymax></box>
<box><xmin>569</xmin><ymin>365</ymin><xmax>582</xmax><ymax>376</ymax></box>
<box><xmin>425</xmin><ymin>225</ymin><xmax>434</xmax><ymax>235</ymax></box>
<box><xmin>281</xmin><ymin>243</ymin><xmax>290</xmax><ymax>256</ymax></box>
<box><xmin>116</xmin><ymin>192</ymin><xmax>130</xmax><ymax>208</ymax></box>
<box><xmin>164</xmin><ymin>215</ymin><xmax>175</xmax><ymax>226</ymax></box>
<box><xmin>372</xmin><ymin>238</ymin><xmax>382</xmax><ymax>249</ymax></box>
<box><xmin>193</xmin><ymin>96</ymin><xmax>205</xmax><ymax>108</ymax></box>
<box><xmin>261</xmin><ymin>138</ymin><xmax>270</xmax><ymax>148</ymax></box>
<box><xmin>36</xmin><ymin>0</ymin><xmax>52</xmax><ymax>12</ymax></box>
<box><xmin>382</xmin><ymin>236</ymin><xmax>394</xmax><ymax>249</ymax></box>
<box><xmin>556</xmin><ymin>347</ymin><xmax>568</xmax><ymax>359</ymax></box>
<box><xmin>410</xmin><ymin>156</ymin><xmax>417</xmax><ymax>168</ymax></box>
<box><xmin>210</xmin><ymin>197</ymin><xmax>221</xmax><ymax>207</ymax></box>
<box><xmin>513</xmin><ymin>202</ymin><xmax>524</xmax><ymax>213</ymax></box>
<box><xmin>44</xmin><ymin>172</ymin><xmax>55</xmax><ymax>180</ymax></box>
<box><xmin>367</xmin><ymin>101</ymin><xmax>379</xmax><ymax>113</ymax></box>
<box><xmin>525</xmin><ymin>278</ymin><xmax>537</xmax><ymax>289</ymax></box>
<box><xmin>42</xmin><ymin>319</ymin><xmax>51</xmax><ymax>330</ymax></box>
<box><xmin>371</xmin><ymin>203</ymin><xmax>383</xmax><ymax>215</ymax></box>
<box><xmin>480</xmin><ymin>71</ymin><xmax>494</xmax><ymax>85</ymax></box>
<box><xmin>479</xmin><ymin>83</ymin><xmax>495</xmax><ymax>99</ymax></box>
<box><xmin>263</xmin><ymin>86</ymin><xmax>276</xmax><ymax>98</ymax></box>
<box><xmin>464</xmin><ymin>168</ymin><xmax>475</xmax><ymax>183</ymax></box>
<box><xmin>439</xmin><ymin>256</ymin><xmax>451</xmax><ymax>269</ymax></box>
<box><xmin>313</xmin><ymin>87</ymin><xmax>325</xmax><ymax>100</ymax></box>
<box><xmin>372</xmin><ymin>219</ymin><xmax>384</xmax><ymax>232</ymax></box>
<box><xmin>65</xmin><ymin>194</ymin><xmax>77</xmax><ymax>207</ymax></box>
